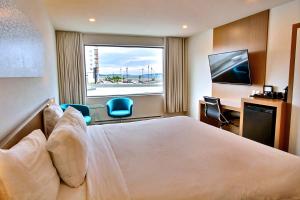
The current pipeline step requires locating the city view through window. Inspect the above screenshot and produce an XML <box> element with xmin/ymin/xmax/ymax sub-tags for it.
<box><xmin>85</xmin><ymin>46</ymin><xmax>164</xmax><ymax>96</ymax></box>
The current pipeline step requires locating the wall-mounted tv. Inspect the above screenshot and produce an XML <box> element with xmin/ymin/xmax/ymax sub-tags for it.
<box><xmin>208</xmin><ymin>49</ymin><xmax>251</xmax><ymax>85</ymax></box>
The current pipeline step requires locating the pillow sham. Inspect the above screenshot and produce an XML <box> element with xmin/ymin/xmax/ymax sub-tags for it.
<box><xmin>0</xmin><ymin>129</ymin><xmax>60</xmax><ymax>200</ymax></box>
<box><xmin>47</xmin><ymin>106</ymin><xmax>88</xmax><ymax>188</ymax></box>
<box><xmin>43</xmin><ymin>103</ymin><xmax>64</xmax><ymax>137</ymax></box>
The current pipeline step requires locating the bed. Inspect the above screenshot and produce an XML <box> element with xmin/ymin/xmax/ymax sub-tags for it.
<box><xmin>58</xmin><ymin>116</ymin><xmax>300</xmax><ymax>200</ymax></box>
<box><xmin>1</xmin><ymin>100</ymin><xmax>300</xmax><ymax>199</ymax></box>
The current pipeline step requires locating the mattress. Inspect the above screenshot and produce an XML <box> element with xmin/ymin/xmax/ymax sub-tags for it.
<box><xmin>76</xmin><ymin>116</ymin><xmax>300</xmax><ymax>199</ymax></box>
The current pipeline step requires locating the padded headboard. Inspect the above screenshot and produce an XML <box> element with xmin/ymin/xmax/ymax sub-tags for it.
<box><xmin>0</xmin><ymin>98</ymin><xmax>53</xmax><ymax>149</ymax></box>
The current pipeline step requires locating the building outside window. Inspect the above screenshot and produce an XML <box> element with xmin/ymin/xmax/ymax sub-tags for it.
<box><xmin>84</xmin><ymin>46</ymin><xmax>164</xmax><ymax>96</ymax></box>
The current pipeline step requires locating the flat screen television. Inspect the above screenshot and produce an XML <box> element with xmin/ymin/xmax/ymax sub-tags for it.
<box><xmin>208</xmin><ymin>49</ymin><xmax>251</xmax><ymax>85</ymax></box>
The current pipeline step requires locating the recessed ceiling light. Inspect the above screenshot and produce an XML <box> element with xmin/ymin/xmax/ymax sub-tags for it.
<box><xmin>182</xmin><ymin>25</ymin><xmax>188</xmax><ymax>29</ymax></box>
<box><xmin>89</xmin><ymin>18</ymin><xmax>96</xmax><ymax>22</ymax></box>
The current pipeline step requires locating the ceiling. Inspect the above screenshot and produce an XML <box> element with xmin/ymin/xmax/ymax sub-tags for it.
<box><xmin>44</xmin><ymin>0</ymin><xmax>292</xmax><ymax>37</ymax></box>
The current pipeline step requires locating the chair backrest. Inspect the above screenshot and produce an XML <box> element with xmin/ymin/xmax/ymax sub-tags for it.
<box><xmin>203</xmin><ymin>96</ymin><xmax>222</xmax><ymax>121</ymax></box>
<box><xmin>60</xmin><ymin>104</ymin><xmax>90</xmax><ymax>117</ymax></box>
<box><xmin>107</xmin><ymin>97</ymin><xmax>133</xmax><ymax>111</ymax></box>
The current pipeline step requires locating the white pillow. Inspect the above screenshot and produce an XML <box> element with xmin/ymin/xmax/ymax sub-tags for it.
<box><xmin>0</xmin><ymin>130</ymin><xmax>60</xmax><ymax>200</ymax></box>
<box><xmin>47</xmin><ymin>106</ymin><xmax>88</xmax><ymax>188</ymax></box>
<box><xmin>43</xmin><ymin>103</ymin><xmax>64</xmax><ymax>137</ymax></box>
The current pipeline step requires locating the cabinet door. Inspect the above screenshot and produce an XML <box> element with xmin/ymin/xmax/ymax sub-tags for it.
<box><xmin>290</xmin><ymin>28</ymin><xmax>300</xmax><ymax>154</ymax></box>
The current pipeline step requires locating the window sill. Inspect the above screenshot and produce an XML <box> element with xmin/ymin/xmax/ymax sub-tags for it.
<box><xmin>86</xmin><ymin>93</ymin><xmax>164</xmax><ymax>99</ymax></box>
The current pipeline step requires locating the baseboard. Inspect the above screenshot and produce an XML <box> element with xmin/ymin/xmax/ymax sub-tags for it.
<box><xmin>91</xmin><ymin>115</ymin><xmax>163</xmax><ymax>125</ymax></box>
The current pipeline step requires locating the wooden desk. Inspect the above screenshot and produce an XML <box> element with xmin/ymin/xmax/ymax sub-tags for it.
<box><xmin>199</xmin><ymin>97</ymin><xmax>288</xmax><ymax>151</ymax></box>
<box><xmin>199</xmin><ymin>99</ymin><xmax>241</xmax><ymax>133</ymax></box>
<box><xmin>199</xmin><ymin>99</ymin><xmax>241</xmax><ymax>113</ymax></box>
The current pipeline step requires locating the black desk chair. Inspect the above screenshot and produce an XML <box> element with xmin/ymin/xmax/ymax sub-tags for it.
<box><xmin>203</xmin><ymin>96</ymin><xmax>230</xmax><ymax>128</ymax></box>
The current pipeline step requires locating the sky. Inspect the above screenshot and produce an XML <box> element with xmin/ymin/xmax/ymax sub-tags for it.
<box><xmin>85</xmin><ymin>46</ymin><xmax>163</xmax><ymax>75</ymax></box>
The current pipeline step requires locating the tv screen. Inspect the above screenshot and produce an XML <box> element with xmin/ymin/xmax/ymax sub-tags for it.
<box><xmin>208</xmin><ymin>50</ymin><xmax>251</xmax><ymax>85</ymax></box>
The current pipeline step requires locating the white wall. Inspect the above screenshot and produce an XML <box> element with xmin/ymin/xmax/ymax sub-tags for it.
<box><xmin>0</xmin><ymin>0</ymin><xmax>58</xmax><ymax>140</ymax></box>
<box><xmin>187</xmin><ymin>30</ymin><xmax>213</xmax><ymax>120</ymax></box>
<box><xmin>266</xmin><ymin>0</ymin><xmax>300</xmax><ymax>92</ymax></box>
<box><xmin>265</xmin><ymin>0</ymin><xmax>300</xmax><ymax>155</ymax></box>
<box><xmin>83</xmin><ymin>33</ymin><xmax>165</xmax><ymax>121</ymax></box>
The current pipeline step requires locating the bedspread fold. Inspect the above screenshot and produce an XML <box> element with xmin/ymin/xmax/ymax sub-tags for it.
<box><xmin>87</xmin><ymin>126</ymin><xmax>131</xmax><ymax>200</ymax></box>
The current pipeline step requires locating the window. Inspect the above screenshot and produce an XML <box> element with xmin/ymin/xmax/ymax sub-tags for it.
<box><xmin>84</xmin><ymin>46</ymin><xmax>164</xmax><ymax>97</ymax></box>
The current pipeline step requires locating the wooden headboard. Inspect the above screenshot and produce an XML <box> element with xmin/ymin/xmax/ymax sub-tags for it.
<box><xmin>0</xmin><ymin>98</ymin><xmax>53</xmax><ymax>149</ymax></box>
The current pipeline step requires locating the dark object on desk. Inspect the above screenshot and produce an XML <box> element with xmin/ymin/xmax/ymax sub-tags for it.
<box><xmin>243</xmin><ymin>103</ymin><xmax>276</xmax><ymax>147</ymax></box>
<box><xmin>251</xmin><ymin>85</ymin><xmax>287</xmax><ymax>101</ymax></box>
<box><xmin>250</xmin><ymin>92</ymin><xmax>285</xmax><ymax>100</ymax></box>
<box><xmin>263</xmin><ymin>85</ymin><xmax>273</xmax><ymax>93</ymax></box>
<box><xmin>203</xmin><ymin>96</ymin><xmax>230</xmax><ymax>128</ymax></box>
<box><xmin>284</xmin><ymin>86</ymin><xmax>288</xmax><ymax>102</ymax></box>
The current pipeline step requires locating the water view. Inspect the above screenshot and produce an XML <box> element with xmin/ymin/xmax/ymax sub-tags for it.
<box><xmin>85</xmin><ymin>46</ymin><xmax>164</xmax><ymax>96</ymax></box>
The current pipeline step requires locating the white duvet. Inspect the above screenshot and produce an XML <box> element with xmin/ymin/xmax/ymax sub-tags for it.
<box><xmin>60</xmin><ymin>116</ymin><xmax>300</xmax><ymax>200</ymax></box>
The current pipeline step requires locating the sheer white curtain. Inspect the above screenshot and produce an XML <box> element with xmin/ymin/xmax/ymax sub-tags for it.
<box><xmin>164</xmin><ymin>37</ymin><xmax>188</xmax><ymax>113</ymax></box>
<box><xmin>56</xmin><ymin>31</ymin><xmax>85</xmax><ymax>104</ymax></box>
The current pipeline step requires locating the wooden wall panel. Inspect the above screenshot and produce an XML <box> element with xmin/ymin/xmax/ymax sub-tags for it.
<box><xmin>212</xmin><ymin>10</ymin><xmax>269</xmax><ymax>99</ymax></box>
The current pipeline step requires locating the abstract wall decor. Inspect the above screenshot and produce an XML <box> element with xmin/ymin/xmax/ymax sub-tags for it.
<box><xmin>0</xmin><ymin>0</ymin><xmax>44</xmax><ymax>77</ymax></box>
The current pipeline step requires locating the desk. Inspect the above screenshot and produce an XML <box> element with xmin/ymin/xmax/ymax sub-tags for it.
<box><xmin>199</xmin><ymin>99</ymin><xmax>241</xmax><ymax>134</ymax></box>
<box><xmin>199</xmin><ymin>99</ymin><xmax>241</xmax><ymax>112</ymax></box>
<box><xmin>199</xmin><ymin>97</ymin><xmax>287</xmax><ymax>151</ymax></box>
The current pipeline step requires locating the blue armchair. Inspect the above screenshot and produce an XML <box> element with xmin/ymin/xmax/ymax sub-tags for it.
<box><xmin>60</xmin><ymin>104</ymin><xmax>92</xmax><ymax>125</ymax></box>
<box><xmin>106</xmin><ymin>97</ymin><xmax>133</xmax><ymax>118</ymax></box>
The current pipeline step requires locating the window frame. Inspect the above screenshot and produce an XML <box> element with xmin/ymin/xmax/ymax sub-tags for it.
<box><xmin>83</xmin><ymin>44</ymin><xmax>165</xmax><ymax>98</ymax></box>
